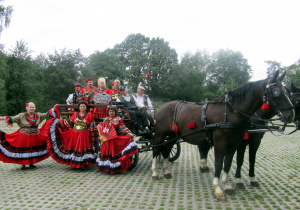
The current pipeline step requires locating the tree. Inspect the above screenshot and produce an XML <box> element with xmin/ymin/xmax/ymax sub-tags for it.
<box><xmin>0</xmin><ymin>51</ymin><xmax>7</xmax><ymax>112</ymax></box>
<box><xmin>39</xmin><ymin>49</ymin><xmax>85</xmax><ymax>109</ymax></box>
<box><xmin>265</xmin><ymin>60</ymin><xmax>282</xmax><ymax>78</ymax></box>
<box><xmin>83</xmin><ymin>50</ymin><xmax>125</xmax><ymax>89</ymax></box>
<box><xmin>206</xmin><ymin>49</ymin><xmax>252</xmax><ymax>98</ymax></box>
<box><xmin>284</xmin><ymin>59</ymin><xmax>300</xmax><ymax>85</ymax></box>
<box><xmin>112</xmin><ymin>34</ymin><xmax>178</xmax><ymax>97</ymax></box>
<box><xmin>0</xmin><ymin>0</ymin><xmax>13</xmax><ymax>37</ymax></box>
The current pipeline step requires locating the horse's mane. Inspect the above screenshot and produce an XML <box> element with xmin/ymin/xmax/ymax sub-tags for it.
<box><xmin>213</xmin><ymin>79</ymin><xmax>267</xmax><ymax>106</ymax></box>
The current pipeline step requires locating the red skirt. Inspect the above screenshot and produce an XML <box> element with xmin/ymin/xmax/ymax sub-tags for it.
<box><xmin>93</xmin><ymin>108</ymin><xmax>108</xmax><ymax>119</ymax></box>
<box><xmin>96</xmin><ymin>136</ymin><xmax>138</xmax><ymax>174</ymax></box>
<box><xmin>0</xmin><ymin>119</ymin><xmax>54</xmax><ymax>165</ymax></box>
<box><xmin>47</xmin><ymin>120</ymin><xmax>97</xmax><ymax>168</ymax></box>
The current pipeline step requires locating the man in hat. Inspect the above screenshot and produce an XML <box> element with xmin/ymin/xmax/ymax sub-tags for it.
<box><xmin>80</xmin><ymin>78</ymin><xmax>97</xmax><ymax>103</ymax></box>
<box><xmin>66</xmin><ymin>83</ymin><xmax>82</xmax><ymax>105</ymax></box>
<box><xmin>117</xmin><ymin>86</ymin><xmax>149</xmax><ymax>135</ymax></box>
<box><xmin>133</xmin><ymin>85</ymin><xmax>155</xmax><ymax>129</ymax></box>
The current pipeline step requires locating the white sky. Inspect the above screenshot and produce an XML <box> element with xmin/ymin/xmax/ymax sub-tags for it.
<box><xmin>1</xmin><ymin>0</ymin><xmax>300</xmax><ymax>81</ymax></box>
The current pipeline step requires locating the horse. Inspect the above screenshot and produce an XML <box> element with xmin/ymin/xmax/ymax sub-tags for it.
<box><xmin>234</xmin><ymin>82</ymin><xmax>300</xmax><ymax>188</ymax></box>
<box><xmin>152</xmin><ymin>70</ymin><xmax>295</xmax><ymax>201</ymax></box>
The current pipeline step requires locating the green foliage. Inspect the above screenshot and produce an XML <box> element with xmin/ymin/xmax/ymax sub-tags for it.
<box><xmin>1</xmin><ymin>32</ymin><xmax>299</xmax><ymax>115</ymax></box>
<box><xmin>39</xmin><ymin>49</ymin><xmax>85</xmax><ymax>111</ymax></box>
<box><xmin>0</xmin><ymin>0</ymin><xmax>13</xmax><ymax>36</ymax></box>
<box><xmin>112</xmin><ymin>34</ymin><xmax>178</xmax><ymax>97</ymax></box>
<box><xmin>84</xmin><ymin>50</ymin><xmax>125</xmax><ymax>89</ymax></box>
<box><xmin>285</xmin><ymin>60</ymin><xmax>300</xmax><ymax>86</ymax></box>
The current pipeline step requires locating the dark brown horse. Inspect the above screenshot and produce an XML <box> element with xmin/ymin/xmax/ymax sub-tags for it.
<box><xmin>235</xmin><ymin>82</ymin><xmax>300</xmax><ymax>188</ymax></box>
<box><xmin>152</xmin><ymin>70</ymin><xmax>295</xmax><ymax>201</ymax></box>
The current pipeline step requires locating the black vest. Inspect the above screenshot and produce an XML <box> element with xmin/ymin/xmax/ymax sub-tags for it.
<box><xmin>119</xmin><ymin>95</ymin><xmax>136</xmax><ymax>108</ymax></box>
<box><xmin>134</xmin><ymin>93</ymin><xmax>148</xmax><ymax>106</ymax></box>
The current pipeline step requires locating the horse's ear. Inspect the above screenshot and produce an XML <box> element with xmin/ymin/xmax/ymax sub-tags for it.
<box><xmin>277</xmin><ymin>71</ymin><xmax>286</xmax><ymax>82</ymax></box>
<box><xmin>269</xmin><ymin>70</ymin><xmax>280</xmax><ymax>83</ymax></box>
<box><xmin>291</xmin><ymin>82</ymin><xmax>297</xmax><ymax>92</ymax></box>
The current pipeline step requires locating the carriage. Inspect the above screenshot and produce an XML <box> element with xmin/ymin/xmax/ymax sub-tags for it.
<box><xmin>55</xmin><ymin>97</ymin><xmax>181</xmax><ymax>170</ymax></box>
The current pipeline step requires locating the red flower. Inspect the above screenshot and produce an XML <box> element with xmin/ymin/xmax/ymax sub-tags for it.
<box><xmin>147</xmin><ymin>72</ymin><xmax>150</xmax><ymax>78</ymax></box>
<box><xmin>26</xmin><ymin>103</ymin><xmax>29</xmax><ymax>107</ymax></box>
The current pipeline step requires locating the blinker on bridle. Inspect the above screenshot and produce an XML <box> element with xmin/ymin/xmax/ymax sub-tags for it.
<box><xmin>263</xmin><ymin>83</ymin><xmax>294</xmax><ymax>111</ymax></box>
<box><xmin>291</xmin><ymin>92</ymin><xmax>300</xmax><ymax>107</ymax></box>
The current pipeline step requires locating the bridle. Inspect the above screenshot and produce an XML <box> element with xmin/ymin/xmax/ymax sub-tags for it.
<box><xmin>263</xmin><ymin>82</ymin><xmax>294</xmax><ymax>116</ymax></box>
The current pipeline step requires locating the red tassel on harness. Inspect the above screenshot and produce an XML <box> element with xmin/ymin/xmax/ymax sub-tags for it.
<box><xmin>244</xmin><ymin>132</ymin><xmax>249</xmax><ymax>140</ymax></box>
<box><xmin>262</xmin><ymin>102</ymin><xmax>270</xmax><ymax>110</ymax></box>
<box><xmin>188</xmin><ymin>121</ymin><xmax>196</xmax><ymax>129</ymax></box>
<box><xmin>173</xmin><ymin>125</ymin><xmax>178</xmax><ymax>132</ymax></box>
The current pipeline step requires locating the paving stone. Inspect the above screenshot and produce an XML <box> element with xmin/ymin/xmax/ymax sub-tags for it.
<box><xmin>0</xmin><ymin>125</ymin><xmax>299</xmax><ymax>209</ymax></box>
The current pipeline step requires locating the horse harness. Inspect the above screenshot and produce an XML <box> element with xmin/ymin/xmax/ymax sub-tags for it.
<box><xmin>171</xmin><ymin>82</ymin><xmax>295</xmax><ymax>147</ymax></box>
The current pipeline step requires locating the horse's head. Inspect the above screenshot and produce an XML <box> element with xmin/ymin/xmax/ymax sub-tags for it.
<box><xmin>290</xmin><ymin>82</ymin><xmax>300</xmax><ymax>121</ymax></box>
<box><xmin>264</xmin><ymin>70</ymin><xmax>295</xmax><ymax>123</ymax></box>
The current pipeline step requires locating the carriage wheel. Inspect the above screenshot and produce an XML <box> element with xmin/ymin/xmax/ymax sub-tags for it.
<box><xmin>128</xmin><ymin>151</ymin><xmax>139</xmax><ymax>170</ymax></box>
<box><xmin>168</xmin><ymin>141</ymin><xmax>181</xmax><ymax>162</ymax></box>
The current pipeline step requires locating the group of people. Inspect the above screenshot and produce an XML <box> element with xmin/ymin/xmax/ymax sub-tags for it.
<box><xmin>0</xmin><ymin>77</ymin><xmax>155</xmax><ymax>174</ymax></box>
<box><xmin>67</xmin><ymin>77</ymin><xmax>155</xmax><ymax>134</ymax></box>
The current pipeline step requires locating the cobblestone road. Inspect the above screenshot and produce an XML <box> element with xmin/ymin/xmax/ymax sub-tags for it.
<box><xmin>0</xmin><ymin>129</ymin><xmax>299</xmax><ymax>209</ymax></box>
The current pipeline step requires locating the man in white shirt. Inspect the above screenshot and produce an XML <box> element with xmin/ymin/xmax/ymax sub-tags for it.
<box><xmin>117</xmin><ymin>86</ymin><xmax>149</xmax><ymax>135</ymax></box>
<box><xmin>66</xmin><ymin>83</ymin><xmax>82</xmax><ymax>105</ymax></box>
<box><xmin>133</xmin><ymin>85</ymin><xmax>155</xmax><ymax>129</ymax></box>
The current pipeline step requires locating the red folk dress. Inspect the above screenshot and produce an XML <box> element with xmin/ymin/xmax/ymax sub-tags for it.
<box><xmin>80</xmin><ymin>86</ymin><xmax>97</xmax><ymax>103</ymax></box>
<box><xmin>93</xmin><ymin>87</ymin><xmax>111</xmax><ymax>119</ymax></box>
<box><xmin>96</xmin><ymin>116</ymin><xmax>138</xmax><ymax>174</ymax></box>
<box><xmin>110</xmin><ymin>88</ymin><xmax>121</xmax><ymax>101</ymax></box>
<box><xmin>0</xmin><ymin>109</ymin><xmax>57</xmax><ymax>166</ymax></box>
<box><xmin>47</xmin><ymin>112</ymin><xmax>97</xmax><ymax>168</ymax></box>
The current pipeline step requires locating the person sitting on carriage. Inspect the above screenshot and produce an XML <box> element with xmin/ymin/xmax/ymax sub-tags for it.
<box><xmin>110</xmin><ymin>79</ymin><xmax>122</xmax><ymax>101</ymax></box>
<box><xmin>117</xmin><ymin>86</ymin><xmax>149</xmax><ymax>135</ymax></box>
<box><xmin>80</xmin><ymin>78</ymin><xmax>97</xmax><ymax>103</ymax></box>
<box><xmin>66</xmin><ymin>82</ymin><xmax>82</xmax><ymax>111</ymax></box>
<box><xmin>133</xmin><ymin>85</ymin><xmax>155</xmax><ymax>130</ymax></box>
<box><xmin>96</xmin><ymin>105</ymin><xmax>138</xmax><ymax>174</ymax></box>
<box><xmin>93</xmin><ymin>77</ymin><xmax>111</xmax><ymax>119</ymax></box>
<box><xmin>0</xmin><ymin>102</ymin><xmax>58</xmax><ymax>170</ymax></box>
<box><xmin>46</xmin><ymin>100</ymin><xmax>98</xmax><ymax>170</ymax></box>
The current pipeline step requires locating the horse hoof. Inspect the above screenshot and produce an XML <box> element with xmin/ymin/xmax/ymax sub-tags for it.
<box><xmin>235</xmin><ymin>182</ymin><xmax>245</xmax><ymax>189</ymax></box>
<box><xmin>224</xmin><ymin>188</ymin><xmax>235</xmax><ymax>195</ymax></box>
<box><xmin>250</xmin><ymin>181</ymin><xmax>260</xmax><ymax>187</ymax></box>
<box><xmin>152</xmin><ymin>176</ymin><xmax>160</xmax><ymax>180</ymax></box>
<box><xmin>215</xmin><ymin>192</ymin><xmax>226</xmax><ymax>201</ymax></box>
<box><xmin>164</xmin><ymin>173</ymin><xmax>172</xmax><ymax>179</ymax></box>
<box><xmin>200</xmin><ymin>167</ymin><xmax>210</xmax><ymax>173</ymax></box>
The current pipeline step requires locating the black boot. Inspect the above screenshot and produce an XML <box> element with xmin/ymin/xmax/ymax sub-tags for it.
<box><xmin>29</xmin><ymin>164</ymin><xmax>36</xmax><ymax>169</ymax></box>
<box><xmin>94</xmin><ymin>141</ymin><xmax>100</xmax><ymax>154</ymax></box>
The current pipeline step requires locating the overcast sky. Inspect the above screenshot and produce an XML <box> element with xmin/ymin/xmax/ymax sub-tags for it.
<box><xmin>1</xmin><ymin>0</ymin><xmax>300</xmax><ymax>81</ymax></box>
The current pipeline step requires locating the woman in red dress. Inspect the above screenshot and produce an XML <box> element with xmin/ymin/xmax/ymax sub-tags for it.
<box><xmin>0</xmin><ymin>102</ymin><xmax>57</xmax><ymax>170</ymax></box>
<box><xmin>96</xmin><ymin>105</ymin><xmax>138</xmax><ymax>174</ymax></box>
<box><xmin>93</xmin><ymin>77</ymin><xmax>111</xmax><ymax>119</ymax></box>
<box><xmin>110</xmin><ymin>79</ymin><xmax>122</xmax><ymax>101</ymax></box>
<box><xmin>47</xmin><ymin>101</ymin><xmax>97</xmax><ymax>169</ymax></box>
<box><xmin>80</xmin><ymin>78</ymin><xmax>97</xmax><ymax>103</ymax></box>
